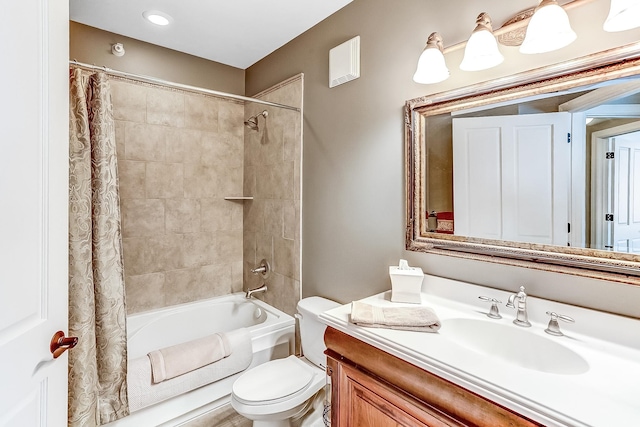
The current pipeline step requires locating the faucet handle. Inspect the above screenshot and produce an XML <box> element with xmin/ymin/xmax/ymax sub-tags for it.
<box><xmin>478</xmin><ymin>296</ymin><xmax>502</xmax><ymax>319</ymax></box>
<box><xmin>544</xmin><ymin>311</ymin><xmax>575</xmax><ymax>336</ymax></box>
<box><xmin>250</xmin><ymin>259</ymin><xmax>271</xmax><ymax>279</ymax></box>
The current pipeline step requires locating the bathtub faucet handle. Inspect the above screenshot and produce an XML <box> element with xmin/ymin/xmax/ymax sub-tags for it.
<box><xmin>251</xmin><ymin>259</ymin><xmax>271</xmax><ymax>279</ymax></box>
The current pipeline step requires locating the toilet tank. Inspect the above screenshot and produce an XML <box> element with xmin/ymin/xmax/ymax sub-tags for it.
<box><xmin>297</xmin><ymin>297</ymin><xmax>340</xmax><ymax>368</ymax></box>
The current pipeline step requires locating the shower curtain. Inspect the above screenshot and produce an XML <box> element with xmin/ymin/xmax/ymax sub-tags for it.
<box><xmin>68</xmin><ymin>67</ymin><xmax>129</xmax><ymax>426</ymax></box>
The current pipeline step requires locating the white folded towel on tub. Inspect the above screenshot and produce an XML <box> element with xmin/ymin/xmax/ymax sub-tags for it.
<box><xmin>350</xmin><ymin>301</ymin><xmax>441</xmax><ymax>332</ymax></box>
<box><xmin>148</xmin><ymin>331</ymin><xmax>232</xmax><ymax>384</ymax></box>
<box><xmin>128</xmin><ymin>328</ymin><xmax>252</xmax><ymax>412</ymax></box>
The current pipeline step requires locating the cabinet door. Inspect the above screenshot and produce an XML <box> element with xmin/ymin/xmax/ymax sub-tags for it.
<box><xmin>332</xmin><ymin>359</ymin><xmax>463</xmax><ymax>427</ymax></box>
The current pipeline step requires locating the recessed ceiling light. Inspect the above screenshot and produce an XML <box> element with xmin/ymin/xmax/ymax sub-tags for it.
<box><xmin>143</xmin><ymin>10</ymin><xmax>172</xmax><ymax>26</ymax></box>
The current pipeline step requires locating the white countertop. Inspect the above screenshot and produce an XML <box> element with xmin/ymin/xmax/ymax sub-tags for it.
<box><xmin>319</xmin><ymin>275</ymin><xmax>640</xmax><ymax>427</ymax></box>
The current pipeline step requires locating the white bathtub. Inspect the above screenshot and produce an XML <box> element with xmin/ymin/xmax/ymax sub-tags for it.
<box><xmin>105</xmin><ymin>293</ymin><xmax>295</xmax><ymax>427</ymax></box>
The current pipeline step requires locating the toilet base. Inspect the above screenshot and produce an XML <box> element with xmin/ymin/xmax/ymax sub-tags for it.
<box><xmin>241</xmin><ymin>389</ymin><xmax>324</xmax><ymax>427</ymax></box>
<box><xmin>245</xmin><ymin>398</ymin><xmax>310</xmax><ymax>427</ymax></box>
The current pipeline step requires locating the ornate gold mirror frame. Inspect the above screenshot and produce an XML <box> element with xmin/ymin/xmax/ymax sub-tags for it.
<box><xmin>405</xmin><ymin>42</ymin><xmax>640</xmax><ymax>286</ymax></box>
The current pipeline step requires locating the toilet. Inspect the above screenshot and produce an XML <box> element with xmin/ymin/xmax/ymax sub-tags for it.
<box><xmin>231</xmin><ymin>297</ymin><xmax>340</xmax><ymax>427</ymax></box>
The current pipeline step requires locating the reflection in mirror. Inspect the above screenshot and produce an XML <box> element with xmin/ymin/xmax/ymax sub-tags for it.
<box><xmin>406</xmin><ymin>43</ymin><xmax>640</xmax><ymax>283</ymax></box>
<box><xmin>424</xmin><ymin>76</ymin><xmax>640</xmax><ymax>253</ymax></box>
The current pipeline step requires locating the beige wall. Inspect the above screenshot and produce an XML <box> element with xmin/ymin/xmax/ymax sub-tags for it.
<box><xmin>243</xmin><ymin>75</ymin><xmax>303</xmax><ymax>316</ymax></box>
<box><xmin>111</xmin><ymin>78</ymin><xmax>245</xmax><ymax>313</ymax></box>
<box><xmin>246</xmin><ymin>0</ymin><xmax>640</xmax><ymax>317</ymax></box>
<box><xmin>70</xmin><ymin>22</ymin><xmax>245</xmax><ymax>95</ymax></box>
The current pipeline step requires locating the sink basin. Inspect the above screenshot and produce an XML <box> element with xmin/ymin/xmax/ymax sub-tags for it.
<box><xmin>443</xmin><ymin>318</ymin><xmax>589</xmax><ymax>375</ymax></box>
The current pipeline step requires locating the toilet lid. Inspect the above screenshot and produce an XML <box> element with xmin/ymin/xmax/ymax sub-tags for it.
<box><xmin>232</xmin><ymin>356</ymin><xmax>314</xmax><ymax>403</ymax></box>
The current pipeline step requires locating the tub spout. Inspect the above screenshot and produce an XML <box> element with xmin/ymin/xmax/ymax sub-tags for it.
<box><xmin>246</xmin><ymin>284</ymin><xmax>267</xmax><ymax>299</ymax></box>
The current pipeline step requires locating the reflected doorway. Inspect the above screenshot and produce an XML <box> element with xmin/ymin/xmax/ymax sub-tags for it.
<box><xmin>592</xmin><ymin>123</ymin><xmax>640</xmax><ymax>253</ymax></box>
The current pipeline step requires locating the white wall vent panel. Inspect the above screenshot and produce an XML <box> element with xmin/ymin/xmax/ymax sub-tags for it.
<box><xmin>329</xmin><ymin>36</ymin><xmax>360</xmax><ymax>88</ymax></box>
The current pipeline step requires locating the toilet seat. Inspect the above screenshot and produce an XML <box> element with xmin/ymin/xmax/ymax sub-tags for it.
<box><xmin>232</xmin><ymin>356</ymin><xmax>317</xmax><ymax>405</ymax></box>
<box><xmin>231</xmin><ymin>356</ymin><xmax>325</xmax><ymax>418</ymax></box>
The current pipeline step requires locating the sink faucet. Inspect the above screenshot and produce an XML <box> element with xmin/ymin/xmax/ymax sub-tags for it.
<box><xmin>246</xmin><ymin>283</ymin><xmax>267</xmax><ymax>299</ymax></box>
<box><xmin>506</xmin><ymin>286</ymin><xmax>531</xmax><ymax>327</ymax></box>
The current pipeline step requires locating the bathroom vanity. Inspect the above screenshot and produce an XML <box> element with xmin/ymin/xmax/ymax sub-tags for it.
<box><xmin>325</xmin><ymin>327</ymin><xmax>540</xmax><ymax>426</ymax></box>
<box><xmin>320</xmin><ymin>275</ymin><xmax>640</xmax><ymax>427</ymax></box>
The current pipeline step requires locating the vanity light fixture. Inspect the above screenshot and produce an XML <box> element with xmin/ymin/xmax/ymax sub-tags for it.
<box><xmin>520</xmin><ymin>0</ymin><xmax>577</xmax><ymax>54</ymax></box>
<box><xmin>412</xmin><ymin>0</ymin><xmax>640</xmax><ymax>83</ymax></box>
<box><xmin>603</xmin><ymin>0</ymin><xmax>640</xmax><ymax>32</ymax></box>
<box><xmin>143</xmin><ymin>10</ymin><xmax>172</xmax><ymax>26</ymax></box>
<box><xmin>460</xmin><ymin>13</ymin><xmax>504</xmax><ymax>71</ymax></box>
<box><xmin>413</xmin><ymin>32</ymin><xmax>450</xmax><ymax>84</ymax></box>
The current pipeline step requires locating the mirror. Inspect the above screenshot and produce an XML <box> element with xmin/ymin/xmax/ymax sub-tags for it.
<box><xmin>405</xmin><ymin>42</ymin><xmax>640</xmax><ymax>284</ymax></box>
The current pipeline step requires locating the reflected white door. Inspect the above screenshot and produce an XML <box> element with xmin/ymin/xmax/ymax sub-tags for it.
<box><xmin>612</xmin><ymin>131</ymin><xmax>640</xmax><ymax>253</ymax></box>
<box><xmin>453</xmin><ymin>112</ymin><xmax>571</xmax><ymax>245</ymax></box>
<box><xmin>0</xmin><ymin>1</ymin><xmax>69</xmax><ymax>426</ymax></box>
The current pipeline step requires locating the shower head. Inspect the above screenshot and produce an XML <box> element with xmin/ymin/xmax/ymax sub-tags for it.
<box><xmin>244</xmin><ymin>110</ymin><xmax>268</xmax><ymax>132</ymax></box>
<box><xmin>244</xmin><ymin>116</ymin><xmax>259</xmax><ymax>131</ymax></box>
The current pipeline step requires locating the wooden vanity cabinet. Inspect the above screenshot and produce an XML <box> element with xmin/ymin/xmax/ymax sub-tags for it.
<box><xmin>325</xmin><ymin>327</ymin><xmax>543</xmax><ymax>427</ymax></box>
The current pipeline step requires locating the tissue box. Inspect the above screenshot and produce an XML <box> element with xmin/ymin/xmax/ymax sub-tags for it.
<box><xmin>389</xmin><ymin>265</ymin><xmax>424</xmax><ymax>304</ymax></box>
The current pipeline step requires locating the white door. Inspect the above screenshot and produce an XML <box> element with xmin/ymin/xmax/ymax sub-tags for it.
<box><xmin>0</xmin><ymin>1</ymin><xmax>69</xmax><ymax>426</ymax></box>
<box><xmin>453</xmin><ymin>112</ymin><xmax>571</xmax><ymax>245</ymax></box>
<box><xmin>591</xmin><ymin>122</ymin><xmax>640</xmax><ymax>251</ymax></box>
<box><xmin>612</xmin><ymin>131</ymin><xmax>640</xmax><ymax>253</ymax></box>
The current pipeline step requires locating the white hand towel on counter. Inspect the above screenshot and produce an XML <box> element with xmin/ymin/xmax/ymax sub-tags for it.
<box><xmin>350</xmin><ymin>301</ymin><xmax>441</xmax><ymax>332</ymax></box>
<box><xmin>148</xmin><ymin>331</ymin><xmax>231</xmax><ymax>384</ymax></box>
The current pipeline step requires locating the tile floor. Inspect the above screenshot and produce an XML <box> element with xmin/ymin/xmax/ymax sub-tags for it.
<box><xmin>181</xmin><ymin>404</ymin><xmax>250</xmax><ymax>427</ymax></box>
<box><xmin>180</xmin><ymin>391</ymin><xmax>327</xmax><ymax>427</ymax></box>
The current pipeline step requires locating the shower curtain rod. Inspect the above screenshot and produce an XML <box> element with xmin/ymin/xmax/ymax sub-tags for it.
<box><xmin>69</xmin><ymin>60</ymin><xmax>301</xmax><ymax>112</ymax></box>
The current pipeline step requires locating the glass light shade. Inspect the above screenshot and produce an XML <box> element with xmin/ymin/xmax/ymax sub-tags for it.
<box><xmin>413</xmin><ymin>33</ymin><xmax>450</xmax><ymax>84</ymax></box>
<box><xmin>603</xmin><ymin>0</ymin><xmax>640</xmax><ymax>32</ymax></box>
<box><xmin>413</xmin><ymin>48</ymin><xmax>450</xmax><ymax>84</ymax></box>
<box><xmin>460</xmin><ymin>29</ymin><xmax>504</xmax><ymax>71</ymax></box>
<box><xmin>520</xmin><ymin>1</ymin><xmax>577</xmax><ymax>54</ymax></box>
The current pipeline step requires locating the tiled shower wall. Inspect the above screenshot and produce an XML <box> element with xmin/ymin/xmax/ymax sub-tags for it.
<box><xmin>112</xmin><ymin>79</ymin><xmax>245</xmax><ymax>314</ymax></box>
<box><xmin>243</xmin><ymin>75</ymin><xmax>303</xmax><ymax>317</ymax></box>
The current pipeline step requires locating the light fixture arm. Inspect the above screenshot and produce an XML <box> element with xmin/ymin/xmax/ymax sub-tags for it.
<box><xmin>537</xmin><ymin>0</ymin><xmax>561</xmax><ymax>10</ymax></box>
<box><xmin>473</xmin><ymin>12</ymin><xmax>494</xmax><ymax>33</ymax></box>
<box><xmin>425</xmin><ymin>32</ymin><xmax>444</xmax><ymax>52</ymax></box>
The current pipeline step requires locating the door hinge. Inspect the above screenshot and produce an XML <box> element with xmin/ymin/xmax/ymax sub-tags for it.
<box><xmin>567</xmin><ymin>133</ymin><xmax>571</xmax><ymax>143</ymax></box>
<box><xmin>605</xmin><ymin>214</ymin><xmax>614</xmax><ymax>221</ymax></box>
<box><xmin>567</xmin><ymin>223</ymin><xmax>571</xmax><ymax>233</ymax></box>
<box><xmin>606</xmin><ymin>151</ymin><xmax>615</xmax><ymax>159</ymax></box>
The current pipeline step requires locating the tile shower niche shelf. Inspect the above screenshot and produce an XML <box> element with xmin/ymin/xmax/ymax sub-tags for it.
<box><xmin>224</xmin><ymin>196</ymin><xmax>254</xmax><ymax>201</ymax></box>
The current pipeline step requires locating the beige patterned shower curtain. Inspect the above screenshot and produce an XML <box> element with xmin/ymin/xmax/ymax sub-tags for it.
<box><xmin>68</xmin><ymin>67</ymin><xmax>129</xmax><ymax>426</ymax></box>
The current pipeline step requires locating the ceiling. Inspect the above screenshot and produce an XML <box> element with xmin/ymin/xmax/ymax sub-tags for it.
<box><xmin>69</xmin><ymin>0</ymin><xmax>354</xmax><ymax>70</ymax></box>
